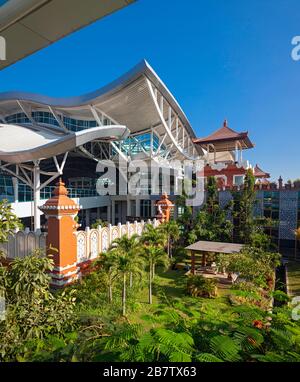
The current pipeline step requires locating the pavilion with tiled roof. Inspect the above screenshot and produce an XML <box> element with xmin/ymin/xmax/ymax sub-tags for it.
<box><xmin>193</xmin><ymin>120</ymin><xmax>270</xmax><ymax>188</ymax></box>
<box><xmin>253</xmin><ymin>164</ymin><xmax>270</xmax><ymax>179</ymax></box>
<box><xmin>193</xmin><ymin>119</ymin><xmax>254</xmax><ymax>153</ymax></box>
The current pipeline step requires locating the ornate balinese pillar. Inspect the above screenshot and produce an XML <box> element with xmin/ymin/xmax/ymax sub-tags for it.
<box><xmin>156</xmin><ymin>193</ymin><xmax>174</xmax><ymax>223</ymax></box>
<box><xmin>39</xmin><ymin>179</ymin><xmax>81</xmax><ymax>288</ymax></box>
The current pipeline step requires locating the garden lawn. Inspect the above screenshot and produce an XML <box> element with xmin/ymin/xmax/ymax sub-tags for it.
<box><xmin>128</xmin><ymin>268</ymin><xmax>232</xmax><ymax>328</ymax></box>
<box><xmin>287</xmin><ymin>261</ymin><xmax>300</xmax><ymax>296</ymax></box>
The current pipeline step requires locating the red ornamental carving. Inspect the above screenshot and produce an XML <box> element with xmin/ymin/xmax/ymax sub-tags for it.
<box><xmin>156</xmin><ymin>193</ymin><xmax>174</xmax><ymax>222</ymax></box>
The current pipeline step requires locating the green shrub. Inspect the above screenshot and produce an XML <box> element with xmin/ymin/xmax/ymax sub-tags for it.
<box><xmin>186</xmin><ymin>275</ymin><xmax>218</xmax><ymax>298</ymax></box>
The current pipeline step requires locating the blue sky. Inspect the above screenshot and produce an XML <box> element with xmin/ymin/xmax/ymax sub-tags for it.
<box><xmin>0</xmin><ymin>0</ymin><xmax>299</xmax><ymax>181</ymax></box>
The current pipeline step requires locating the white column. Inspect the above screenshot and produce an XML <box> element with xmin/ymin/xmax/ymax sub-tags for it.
<box><xmin>12</xmin><ymin>177</ymin><xmax>18</xmax><ymax>203</ymax></box>
<box><xmin>127</xmin><ymin>197</ymin><xmax>131</xmax><ymax>218</ymax></box>
<box><xmin>33</xmin><ymin>161</ymin><xmax>41</xmax><ymax>231</ymax></box>
<box><xmin>135</xmin><ymin>198</ymin><xmax>140</xmax><ymax>219</ymax></box>
<box><xmin>235</xmin><ymin>141</ymin><xmax>238</xmax><ymax>162</ymax></box>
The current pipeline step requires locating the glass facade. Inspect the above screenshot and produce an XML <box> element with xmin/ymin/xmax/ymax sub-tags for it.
<box><xmin>0</xmin><ymin>176</ymin><xmax>98</xmax><ymax>203</ymax></box>
<box><xmin>140</xmin><ymin>199</ymin><xmax>151</xmax><ymax>218</ymax></box>
<box><xmin>117</xmin><ymin>132</ymin><xmax>166</xmax><ymax>156</ymax></box>
<box><xmin>0</xmin><ymin>174</ymin><xmax>14</xmax><ymax>202</ymax></box>
<box><xmin>32</xmin><ymin>111</ymin><xmax>59</xmax><ymax>127</ymax></box>
<box><xmin>5</xmin><ymin>112</ymin><xmax>98</xmax><ymax>132</ymax></box>
<box><xmin>6</xmin><ymin>112</ymin><xmax>30</xmax><ymax>124</ymax></box>
<box><xmin>63</xmin><ymin>116</ymin><xmax>97</xmax><ymax>131</ymax></box>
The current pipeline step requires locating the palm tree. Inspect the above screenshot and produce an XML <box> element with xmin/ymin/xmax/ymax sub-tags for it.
<box><xmin>95</xmin><ymin>250</ymin><xmax>118</xmax><ymax>303</ymax></box>
<box><xmin>112</xmin><ymin>234</ymin><xmax>140</xmax><ymax>288</ymax></box>
<box><xmin>159</xmin><ymin>220</ymin><xmax>180</xmax><ymax>258</ymax></box>
<box><xmin>114</xmin><ymin>253</ymin><xmax>143</xmax><ymax>316</ymax></box>
<box><xmin>141</xmin><ymin>223</ymin><xmax>166</xmax><ymax>247</ymax></box>
<box><xmin>142</xmin><ymin>245</ymin><xmax>169</xmax><ymax>304</ymax></box>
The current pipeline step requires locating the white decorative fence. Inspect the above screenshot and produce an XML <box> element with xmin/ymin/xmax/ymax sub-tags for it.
<box><xmin>0</xmin><ymin>228</ymin><xmax>47</xmax><ymax>260</ymax></box>
<box><xmin>0</xmin><ymin>219</ymin><xmax>160</xmax><ymax>262</ymax></box>
<box><xmin>76</xmin><ymin>219</ymin><xmax>160</xmax><ymax>264</ymax></box>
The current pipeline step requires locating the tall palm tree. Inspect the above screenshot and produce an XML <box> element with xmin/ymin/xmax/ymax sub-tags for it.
<box><xmin>95</xmin><ymin>250</ymin><xmax>118</xmax><ymax>303</ymax></box>
<box><xmin>159</xmin><ymin>220</ymin><xmax>180</xmax><ymax>258</ymax></box>
<box><xmin>114</xmin><ymin>253</ymin><xmax>144</xmax><ymax>316</ymax></box>
<box><xmin>142</xmin><ymin>245</ymin><xmax>169</xmax><ymax>304</ymax></box>
<box><xmin>141</xmin><ymin>223</ymin><xmax>166</xmax><ymax>247</ymax></box>
<box><xmin>112</xmin><ymin>234</ymin><xmax>140</xmax><ymax>288</ymax></box>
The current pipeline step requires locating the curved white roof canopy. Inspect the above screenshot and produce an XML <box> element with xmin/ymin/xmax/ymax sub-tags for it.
<box><xmin>0</xmin><ymin>0</ymin><xmax>135</xmax><ymax>70</ymax></box>
<box><xmin>0</xmin><ymin>123</ymin><xmax>128</xmax><ymax>163</ymax></box>
<box><xmin>0</xmin><ymin>60</ymin><xmax>203</xmax><ymax>161</ymax></box>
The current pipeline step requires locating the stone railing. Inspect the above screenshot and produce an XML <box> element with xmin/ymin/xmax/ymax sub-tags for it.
<box><xmin>0</xmin><ymin>219</ymin><xmax>160</xmax><ymax>263</ymax></box>
<box><xmin>0</xmin><ymin>228</ymin><xmax>47</xmax><ymax>260</ymax></box>
<box><xmin>76</xmin><ymin>219</ymin><xmax>160</xmax><ymax>265</ymax></box>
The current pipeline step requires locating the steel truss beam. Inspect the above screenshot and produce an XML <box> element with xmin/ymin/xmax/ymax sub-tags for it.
<box><xmin>146</xmin><ymin>78</ymin><xmax>198</xmax><ymax>161</ymax></box>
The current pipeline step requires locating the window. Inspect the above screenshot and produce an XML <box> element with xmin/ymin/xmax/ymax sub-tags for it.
<box><xmin>233</xmin><ymin>175</ymin><xmax>244</xmax><ymax>186</ymax></box>
<box><xmin>140</xmin><ymin>200</ymin><xmax>151</xmax><ymax>218</ymax></box>
<box><xmin>5</xmin><ymin>111</ymin><xmax>98</xmax><ymax>131</ymax></box>
<box><xmin>6</xmin><ymin>112</ymin><xmax>30</xmax><ymax>124</ymax></box>
<box><xmin>118</xmin><ymin>132</ymin><xmax>166</xmax><ymax>156</ymax></box>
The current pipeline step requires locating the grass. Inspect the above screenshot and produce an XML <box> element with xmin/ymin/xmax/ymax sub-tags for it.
<box><xmin>286</xmin><ymin>261</ymin><xmax>300</xmax><ymax>296</ymax></box>
<box><xmin>128</xmin><ymin>268</ymin><xmax>233</xmax><ymax>328</ymax></box>
<box><xmin>75</xmin><ymin>266</ymin><xmax>269</xmax><ymax>335</ymax></box>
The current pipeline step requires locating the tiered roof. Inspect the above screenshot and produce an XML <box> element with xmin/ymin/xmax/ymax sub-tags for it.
<box><xmin>193</xmin><ymin>120</ymin><xmax>254</xmax><ymax>152</ymax></box>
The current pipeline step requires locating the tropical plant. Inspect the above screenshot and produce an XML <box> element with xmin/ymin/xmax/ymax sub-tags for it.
<box><xmin>141</xmin><ymin>223</ymin><xmax>166</xmax><ymax>247</ymax></box>
<box><xmin>95</xmin><ymin>250</ymin><xmax>119</xmax><ymax>303</ymax></box>
<box><xmin>0</xmin><ymin>250</ymin><xmax>76</xmax><ymax>361</ymax></box>
<box><xmin>111</xmin><ymin>234</ymin><xmax>141</xmax><ymax>287</ymax></box>
<box><xmin>142</xmin><ymin>245</ymin><xmax>169</xmax><ymax>304</ymax></box>
<box><xmin>0</xmin><ymin>199</ymin><xmax>22</xmax><ymax>245</ymax></box>
<box><xmin>91</xmin><ymin>219</ymin><xmax>108</xmax><ymax>229</ymax></box>
<box><xmin>186</xmin><ymin>275</ymin><xmax>218</xmax><ymax>298</ymax></box>
<box><xmin>216</xmin><ymin>246</ymin><xmax>281</xmax><ymax>289</ymax></box>
<box><xmin>159</xmin><ymin>220</ymin><xmax>180</xmax><ymax>258</ymax></box>
<box><xmin>188</xmin><ymin>176</ymin><xmax>233</xmax><ymax>244</ymax></box>
<box><xmin>232</xmin><ymin>169</ymin><xmax>256</xmax><ymax>244</ymax></box>
<box><xmin>113</xmin><ymin>252</ymin><xmax>144</xmax><ymax>316</ymax></box>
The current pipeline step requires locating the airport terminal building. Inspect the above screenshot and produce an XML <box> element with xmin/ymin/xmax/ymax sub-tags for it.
<box><xmin>0</xmin><ymin>61</ymin><xmax>203</xmax><ymax>230</ymax></box>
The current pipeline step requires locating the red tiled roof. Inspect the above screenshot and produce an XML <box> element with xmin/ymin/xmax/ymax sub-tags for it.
<box><xmin>193</xmin><ymin>120</ymin><xmax>254</xmax><ymax>150</ymax></box>
<box><xmin>254</xmin><ymin>164</ymin><xmax>270</xmax><ymax>178</ymax></box>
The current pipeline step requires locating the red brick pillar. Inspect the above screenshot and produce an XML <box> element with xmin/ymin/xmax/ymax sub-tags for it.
<box><xmin>40</xmin><ymin>179</ymin><xmax>80</xmax><ymax>288</ymax></box>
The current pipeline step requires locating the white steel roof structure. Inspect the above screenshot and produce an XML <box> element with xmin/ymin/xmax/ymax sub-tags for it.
<box><xmin>0</xmin><ymin>0</ymin><xmax>136</xmax><ymax>70</ymax></box>
<box><xmin>0</xmin><ymin>60</ymin><xmax>203</xmax><ymax>162</ymax></box>
<box><xmin>0</xmin><ymin>60</ymin><xmax>202</xmax><ymax>230</ymax></box>
<box><xmin>0</xmin><ymin>123</ymin><xmax>128</xmax><ymax>163</ymax></box>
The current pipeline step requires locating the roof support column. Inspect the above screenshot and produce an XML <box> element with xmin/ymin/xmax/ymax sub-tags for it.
<box><xmin>33</xmin><ymin>161</ymin><xmax>41</xmax><ymax>231</ymax></box>
<box><xmin>12</xmin><ymin>165</ymin><xmax>19</xmax><ymax>203</ymax></box>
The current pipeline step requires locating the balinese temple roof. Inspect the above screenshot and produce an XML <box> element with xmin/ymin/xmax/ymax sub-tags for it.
<box><xmin>253</xmin><ymin>164</ymin><xmax>270</xmax><ymax>179</ymax></box>
<box><xmin>193</xmin><ymin>120</ymin><xmax>254</xmax><ymax>152</ymax></box>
